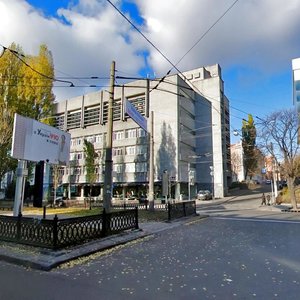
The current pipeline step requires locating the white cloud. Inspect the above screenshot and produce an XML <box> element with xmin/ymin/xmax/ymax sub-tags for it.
<box><xmin>0</xmin><ymin>0</ymin><xmax>147</xmax><ymax>101</ymax></box>
<box><xmin>1</xmin><ymin>0</ymin><xmax>300</xmax><ymax>102</ymax></box>
<box><xmin>135</xmin><ymin>0</ymin><xmax>300</xmax><ymax>76</ymax></box>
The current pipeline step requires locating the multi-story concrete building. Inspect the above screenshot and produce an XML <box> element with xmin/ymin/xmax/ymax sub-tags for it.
<box><xmin>53</xmin><ymin>64</ymin><xmax>231</xmax><ymax>201</ymax></box>
<box><xmin>230</xmin><ymin>142</ymin><xmax>245</xmax><ymax>182</ymax></box>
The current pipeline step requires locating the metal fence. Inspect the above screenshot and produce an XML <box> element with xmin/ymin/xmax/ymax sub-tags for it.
<box><xmin>167</xmin><ymin>201</ymin><xmax>196</xmax><ymax>221</ymax></box>
<box><xmin>0</xmin><ymin>208</ymin><xmax>138</xmax><ymax>249</ymax></box>
<box><xmin>112</xmin><ymin>203</ymin><xmax>168</xmax><ymax>211</ymax></box>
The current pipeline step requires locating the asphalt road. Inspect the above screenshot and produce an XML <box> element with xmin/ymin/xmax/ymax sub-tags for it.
<box><xmin>1</xmin><ymin>203</ymin><xmax>300</xmax><ymax>300</ymax></box>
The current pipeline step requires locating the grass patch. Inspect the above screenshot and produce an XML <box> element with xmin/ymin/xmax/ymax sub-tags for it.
<box><xmin>21</xmin><ymin>206</ymin><xmax>168</xmax><ymax>221</ymax></box>
<box><xmin>138</xmin><ymin>210</ymin><xmax>168</xmax><ymax>222</ymax></box>
<box><xmin>21</xmin><ymin>206</ymin><xmax>100</xmax><ymax>217</ymax></box>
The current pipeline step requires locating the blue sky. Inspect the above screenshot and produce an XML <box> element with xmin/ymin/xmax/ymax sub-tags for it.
<box><xmin>1</xmin><ymin>0</ymin><xmax>298</xmax><ymax>142</ymax></box>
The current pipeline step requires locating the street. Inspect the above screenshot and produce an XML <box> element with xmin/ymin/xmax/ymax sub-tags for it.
<box><xmin>1</xmin><ymin>191</ymin><xmax>300</xmax><ymax>300</ymax></box>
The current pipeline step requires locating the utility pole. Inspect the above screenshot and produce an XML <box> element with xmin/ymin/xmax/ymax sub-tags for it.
<box><xmin>210</xmin><ymin>166</ymin><xmax>214</xmax><ymax>200</ymax></box>
<box><xmin>148</xmin><ymin>111</ymin><xmax>155</xmax><ymax>211</ymax></box>
<box><xmin>13</xmin><ymin>160</ymin><xmax>28</xmax><ymax>216</ymax></box>
<box><xmin>103</xmin><ymin>61</ymin><xmax>115</xmax><ymax>211</ymax></box>
<box><xmin>188</xmin><ymin>163</ymin><xmax>191</xmax><ymax>201</ymax></box>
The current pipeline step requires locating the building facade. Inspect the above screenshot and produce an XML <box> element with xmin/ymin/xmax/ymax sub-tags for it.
<box><xmin>230</xmin><ymin>142</ymin><xmax>245</xmax><ymax>182</ymax></box>
<box><xmin>52</xmin><ymin>64</ymin><xmax>231</xmax><ymax>200</ymax></box>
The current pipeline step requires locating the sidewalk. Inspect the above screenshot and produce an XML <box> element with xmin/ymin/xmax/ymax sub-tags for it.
<box><xmin>0</xmin><ymin>215</ymin><xmax>207</xmax><ymax>271</ymax></box>
<box><xmin>196</xmin><ymin>188</ymin><xmax>291</xmax><ymax>213</ymax></box>
<box><xmin>0</xmin><ymin>188</ymin><xmax>291</xmax><ymax>271</ymax></box>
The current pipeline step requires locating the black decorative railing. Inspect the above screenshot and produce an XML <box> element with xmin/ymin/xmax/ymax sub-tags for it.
<box><xmin>0</xmin><ymin>208</ymin><xmax>138</xmax><ymax>250</ymax></box>
<box><xmin>112</xmin><ymin>203</ymin><xmax>168</xmax><ymax>211</ymax></box>
<box><xmin>167</xmin><ymin>201</ymin><xmax>196</xmax><ymax>221</ymax></box>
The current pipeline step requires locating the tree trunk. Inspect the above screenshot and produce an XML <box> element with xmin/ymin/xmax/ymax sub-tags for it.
<box><xmin>288</xmin><ymin>177</ymin><xmax>297</xmax><ymax>210</ymax></box>
<box><xmin>89</xmin><ymin>185</ymin><xmax>92</xmax><ymax>210</ymax></box>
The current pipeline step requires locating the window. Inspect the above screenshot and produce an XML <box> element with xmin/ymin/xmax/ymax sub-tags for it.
<box><xmin>71</xmin><ymin>167</ymin><xmax>81</xmax><ymax>175</ymax></box>
<box><xmin>126</xmin><ymin>146</ymin><xmax>136</xmax><ymax>155</ymax></box>
<box><xmin>125</xmin><ymin>129</ymin><xmax>137</xmax><ymax>138</ymax></box>
<box><xmin>113</xmin><ymin>164</ymin><xmax>123</xmax><ymax>173</ymax></box>
<box><xmin>71</xmin><ymin>138</ymin><xmax>82</xmax><ymax>146</ymax></box>
<box><xmin>67</xmin><ymin>110</ymin><xmax>81</xmax><ymax>129</ymax></box>
<box><xmin>113</xmin><ymin>130</ymin><xmax>124</xmax><ymax>141</ymax></box>
<box><xmin>71</xmin><ymin>152</ymin><xmax>83</xmax><ymax>160</ymax></box>
<box><xmin>84</xmin><ymin>106</ymin><xmax>100</xmax><ymax>126</ymax></box>
<box><xmin>113</xmin><ymin>147</ymin><xmax>123</xmax><ymax>156</ymax></box>
<box><xmin>56</xmin><ymin>167</ymin><xmax>65</xmax><ymax>176</ymax></box>
<box><xmin>136</xmin><ymin>145</ymin><xmax>147</xmax><ymax>155</ymax></box>
<box><xmin>137</xmin><ymin>128</ymin><xmax>146</xmax><ymax>137</ymax></box>
<box><xmin>136</xmin><ymin>162</ymin><xmax>147</xmax><ymax>172</ymax></box>
<box><xmin>113</xmin><ymin>99</ymin><xmax>122</xmax><ymax>121</ymax></box>
<box><xmin>55</xmin><ymin>114</ymin><xmax>65</xmax><ymax>130</ymax></box>
<box><xmin>103</xmin><ymin>99</ymin><xmax>122</xmax><ymax>123</ymax></box>
<box><xmin>125</xmin><ymin>163</ymin><xmax>135</xmax><ymax>173</ymax></box>
<box><xmin>95</xmin><ymin>134</ymin><xmax>103</xmax><ymax>144</ymax></box>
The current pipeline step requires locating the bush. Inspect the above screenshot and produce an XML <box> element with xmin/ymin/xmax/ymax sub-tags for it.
<box><xmin>229</xmin><ymin>182</ymin><xmax>248</xmax><ymax>190</ymax></box>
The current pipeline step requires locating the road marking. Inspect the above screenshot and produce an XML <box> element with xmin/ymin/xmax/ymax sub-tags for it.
<box><xmin>213</xmin><ymin>216</ymin><xmax>300</xmax><ymax>224</ymax></box>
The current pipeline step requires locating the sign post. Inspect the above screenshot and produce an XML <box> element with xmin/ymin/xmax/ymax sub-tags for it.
<box><xmin>11</xmin><ymin>113</ymin><xmax>71</xmax><ymax>214</ymax></box>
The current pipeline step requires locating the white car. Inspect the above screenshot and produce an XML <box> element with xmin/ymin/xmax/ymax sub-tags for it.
<box><xmin>197</xmin><ymin>190</ymin><xmax>212</xmax><ymax>200</ymax></box>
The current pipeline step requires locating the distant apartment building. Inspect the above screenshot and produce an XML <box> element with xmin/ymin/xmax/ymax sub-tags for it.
<box><xmin>230</xmin><ymin>142</ymin><xmax>245</xmax><ymax>182</ymax></box>
<box><xmin>231</xmin><ymin>141</ymin><xmax>266</xmax><ymax>183</ymax></box>
<box><xmin>52</xmin><ymin>64</ymin><xmax>231</xmax><ymax>200</ymax></box>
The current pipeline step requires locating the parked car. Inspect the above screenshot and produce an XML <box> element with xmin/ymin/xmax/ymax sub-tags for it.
<box><xmin>265</xmin><ymin>179</ymin><xmax>271</xmax><ymax>184</ymax></box>
<box><xmin>197</xmin><ymin>190</ymin><xmax>212</xmax><ymax>200</ymax></box>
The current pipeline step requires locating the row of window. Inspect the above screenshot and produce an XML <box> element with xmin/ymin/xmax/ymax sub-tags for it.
<box><xmin>113</xmin><ymin>145</ymin><xmax>147</xmax><ymax>156</ymax></box>
<box><xmin>71</xmin><ymin>135</ymin><xmax>104</xmax><ymax>147</ymax></box>
<box><xmin>70</xmin><ymin>144</ymin><xmax>148</xmax><ymax>161</ymax></box>
<box><xmin>54</xmin><ymin>162</ymin><xmax>148</xmax><ymax>176</ymax></box>
<box><xmin>55</xmin><ymin>97</ymin><xmax>146</xmax><ymax>130</ymax></box>
<box><xmin>113</xmin><ymin>162</ymin><xmax>148</xmax><ymax>173</ymax></box>
<box><xmin>70</xmin><ymin>128</ymin><xmax>147</xmax><ymax>148</ymax></box>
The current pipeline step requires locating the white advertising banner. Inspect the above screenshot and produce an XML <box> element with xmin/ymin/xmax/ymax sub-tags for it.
<box><xmin>292</xmin><ymin>58</ymin><xmax>300</xmax><ymax>106</ymax></box>
<box><xmin>11</xmin><ymin>113</ymin><xmax>71</xmax><ymax>165</ymax></box>
<box><xmin>125</xmin><ymin>99</ymin><xmax>147</xmax><ymax>132</ymax></box>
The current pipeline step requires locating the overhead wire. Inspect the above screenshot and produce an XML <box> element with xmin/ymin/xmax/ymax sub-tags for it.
<box><xmin>173</xmin><ymin>0</ymin><xmax>240</xmax><ymax>68</ymax></box>
<box><xmin>106</xmin><ymin>0</ymin><xmax>246</xmax><ymax>135</ymax></box>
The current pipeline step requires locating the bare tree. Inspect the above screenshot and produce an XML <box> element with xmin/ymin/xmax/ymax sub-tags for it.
<box><xmin>257</xmin><ymin>109</ymin><xmax>300</xmax><ymax>209</ymax></box>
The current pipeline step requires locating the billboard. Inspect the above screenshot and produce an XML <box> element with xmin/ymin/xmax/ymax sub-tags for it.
<box><xmin>292</xmin><ymin>58</ymin><xmax>300</xmax><ymax>106</ymax></box>
<box><xmin>11</xmin><ymin>113</ymin><xmax>71</xmax><ymax>165</ymax></box>
<box><xmin>292</xmin><ymin>58</ymin><xmax>300</xmax><ymax>144</ymax></box>
<box><xmin>125</xmin><ymin>99</ymin><xmax>147</xmax><ymax>132</ymax></box>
